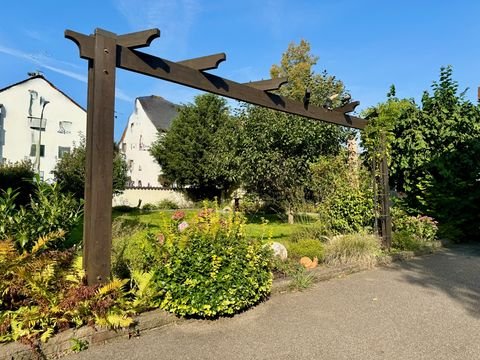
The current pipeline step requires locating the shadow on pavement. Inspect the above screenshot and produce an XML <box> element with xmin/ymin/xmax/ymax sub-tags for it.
<box><xmin>387</xmin><ymin>244</ymin><xmax>480</xmax><ymax>318</ymax></box>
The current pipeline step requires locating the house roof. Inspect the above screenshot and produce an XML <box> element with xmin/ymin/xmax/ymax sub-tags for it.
<box><xmin>138</xmin><ymin>95</ymin><xmax>178</xmax><ymax>132</ymax></box>
<box><xmin>0</xmin><ymin>74</ymin><xmax>86</xmax><ymax>112</ymax></box>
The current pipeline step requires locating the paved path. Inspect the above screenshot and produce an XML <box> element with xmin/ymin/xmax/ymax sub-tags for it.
<box><xmin>68</xmin><ymin>245</ymin><xmax>480</xmax><ymax>360</ymax></box>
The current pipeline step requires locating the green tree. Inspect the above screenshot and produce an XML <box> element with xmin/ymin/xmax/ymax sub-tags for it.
<box><xmin>362</xmin><ymin>67</ymin><xmax>480</xmax><ymax>241</ymax></box>
<box><xmin>150</xmin><ymin>94</ymin><xmax>240</xmax><ymax>200</ymax></box>
<box><xmin>240</xmin><ymin>40</ymin><xmax>350</xmax><ymax>222</ymax></box>
<box><xmin>53</xmin><ymin>138</ymin><xmax>128</xmax><ymax>199</ymax></box>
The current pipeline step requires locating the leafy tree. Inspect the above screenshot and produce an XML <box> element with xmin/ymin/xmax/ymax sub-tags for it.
<box><xmin>240</xmin><ymin>40</ymin><xmax>350</xmax><ymax>222</ymax></box>
<box><xmin>150</xmin><ymin>94</ymin><xmax>240</xmax><ymax>200</ymax></box>
<box><xmin>362</xmin><ymin>67</ymin><xmax>480</xmax><ymax>241</ymax></box>
<box><xmin>310</xmin><ymin>153</ymin><xmax>374</xmax><ymax>234</ymax></box>
<box><xmin>53</xmin><ymin>137</ymin><xmax>128</xmax><ymax>199</ymax></box>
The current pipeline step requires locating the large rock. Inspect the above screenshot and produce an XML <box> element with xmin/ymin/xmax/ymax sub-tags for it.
<box><xmin>271</xmin><ymin>242</ymin><xmax>288</xmax><ymax>261</ymax></box>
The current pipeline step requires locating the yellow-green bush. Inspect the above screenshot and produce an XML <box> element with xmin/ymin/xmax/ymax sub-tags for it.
<box><xmin>152</xmin><ymin>207</ymin><xmax>273</xmax><ymax>317</ymax></box>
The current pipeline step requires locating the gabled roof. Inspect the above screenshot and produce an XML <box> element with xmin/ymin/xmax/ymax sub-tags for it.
<box><xmin>0</xmin><ymin>74</ymin><xmax>86</xmax><ymax>112</ymax></box>
<box><xmin>138</xmin><ymin>95</ymin><xmax>178</xmax><ymax>132</ymax></box>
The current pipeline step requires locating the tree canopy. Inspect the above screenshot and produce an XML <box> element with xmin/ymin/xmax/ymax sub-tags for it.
<box><xmin>239</xmin><ymin>39</ymin><xmax>351</xmax><ymax>220</ymax></box>
<box><xmin>53</xmin><ymin>138</ymin><xmax>128</xmax><ymax>199</ymax></box>
<box><xmin>150</xmin><ymin>93</ymin><xmax>240</xmax><ymax>200</ymax></box>
<box><xmin>362</xmin><ymin>66</ymin><xmax>480</xmax><ymax>240</ymax></box>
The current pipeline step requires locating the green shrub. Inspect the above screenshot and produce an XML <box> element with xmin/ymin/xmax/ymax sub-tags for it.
<box><xmin>112</xmin><ymin>205</ymin><xmax>138</xmax><ymax>213</ymax></box>
<box><xmin>286</xmin><ymin>239</ymin><xmax>325</xmax><ymax>261</ymax></box>
<box><xmin>110</xmin><ymin>216</ymin><xmax>170</xmax><ymax>279</ymax></box>
<box><xmin>0</xmin><ymin>160</ymin><xmax>35</xmax><ymax>206</ymax></box>
<box><xmin>391</xmin><ymin>207</ymin><xmax>438</xmax><ymax>250</ymax></box>
<box><xmin>311</xmin><ymin>154</ymin><xmax>374</xmax><ymax>234</ymax></box>
<box><xmin>324</xmin><ymin>234</ymin><xmax>381</xmax><ymax>268</ymax></box>
<box><xmin>156</xmin><ymin>199</ymin><xmax>180</xmax><ymax>210</ymax></box>
<box><xmin>0</xmin><ymin>179</ymin><xmax>83</xmax><ymax>251</ymax></box>
<box><xmin>142</xmin><ymin>200</ymin><xmax>180</xmax><ymax>211</ymax></box>
<box><xmin>392</xmin><ymin>231</ymin><xmax>424</xmax><ymax>251</ymax></box>
<box><xmin>152</xmin><ymin>207</ymin><xmax>273</xmax><ymax>317</ymax></box>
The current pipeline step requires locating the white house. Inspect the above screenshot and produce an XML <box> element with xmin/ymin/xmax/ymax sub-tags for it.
<box><xmin>0</xmin><ymin>73</ymin><xmax>86</xmax><ymax>181</ymax></box>
<box><xmin>119</xmin><ymin>95</ymin><xmax>178</xmax><ymax>188</ymax></box>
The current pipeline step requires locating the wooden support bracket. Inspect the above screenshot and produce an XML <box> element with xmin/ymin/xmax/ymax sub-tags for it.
<box><xmin>333</xmin><ymin>101</ymin><xmax>360</xmax><ymax>114</ymax></box>
<box><xmin>244</xmin><ymin>77</ymin><xmax>288</xmax><ymax>92</ymax></box>
<box><xmin>178</xmin><ymin>53</ymin><xmax>226</xmax><ymax>71</ymax></box>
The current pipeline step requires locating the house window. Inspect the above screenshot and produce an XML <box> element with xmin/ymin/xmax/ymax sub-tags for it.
<box><xmin>30</xmin><ymin>144</ymin><xmax>45</xmax><ymax>157</ymax></box>
<box><xmin>58</xmin><ymin>121</ymin><xmax>72</xmax><ymax>134</ymax></box>
<box><xmin>58</xmin><ymin>146</ymin><xmax>71</xmax><ymax>158</ymax></box>
<box><xmin>128</xmin><ymin>159</ymin><xmax>134</xmax><ymax>170</ymax></box>
<box><xmin>121</xmin><ymin>142</ymin><xmax>127</xmax><ymax>152</ymax></box>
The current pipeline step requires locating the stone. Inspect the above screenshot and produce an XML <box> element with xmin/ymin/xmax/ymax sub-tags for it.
<box><xmin>271</xmin><ymin>242</ymin><xmax>288</xmax><ymax>260</ymax></box>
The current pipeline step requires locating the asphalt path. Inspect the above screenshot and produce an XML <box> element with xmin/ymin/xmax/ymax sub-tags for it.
<box><xmin>68</xmin><ymin>245</ymin><xmax>480</xmax><ymax>360</ymax></box>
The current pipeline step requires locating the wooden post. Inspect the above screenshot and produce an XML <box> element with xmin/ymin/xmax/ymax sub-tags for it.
<box><xmin>82</xmin><ymin>29</ymin><xmax>117</xmax><ymax>284</ymax></box>
<box><xmin>379</xmin><ymin>133</ymin><xmax>392</xmax><ymax>249</ymax></box>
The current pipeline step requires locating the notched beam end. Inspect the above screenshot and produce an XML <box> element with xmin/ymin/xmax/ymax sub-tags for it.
<box><xmin>118</xmin><ymin>29</ymin><xmax>161</xmax><ymax>49</ymax></box>
<box><xmin>178</xmin><ymin>53</ymin><xmax>226</xmax><ymax>71</ymax></box>
<box><xmin>334</xmin><ymin>100</ymin><xmax>360</xmax><ymax>114</ymax></box>
<box><xmin>244</xmin><ymin>77</ymin><xmax>288</xmax><ymax>92</ymax></box>
<box><xmin>64</xmin><ymin>30</ymin><xmax>94</xmax><ymax>60</ymax></box>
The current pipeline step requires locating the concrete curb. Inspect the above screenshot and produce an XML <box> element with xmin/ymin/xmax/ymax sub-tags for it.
<box><xmin>0</xmin><ymin>244</ymin><xmax>442</xmax><ymax>360</ymax></box>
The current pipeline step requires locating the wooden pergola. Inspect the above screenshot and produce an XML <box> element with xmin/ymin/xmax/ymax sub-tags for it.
<box><xmin>65</xmin><ymin>28</ymin><xmax>388</xmax><ymax>285</ymax></box>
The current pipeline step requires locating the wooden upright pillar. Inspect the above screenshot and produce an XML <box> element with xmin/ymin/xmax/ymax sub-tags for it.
<box><xmin>83</xmin><ymin>29</ymin><xmax>117</xmax><ymax>284</ymax></box>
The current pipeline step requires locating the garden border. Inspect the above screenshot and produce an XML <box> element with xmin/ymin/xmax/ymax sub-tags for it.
<box><xmin>0</xmin><ymin>242</ymin><xmax>443</xmax><ymax>360</ymax></box>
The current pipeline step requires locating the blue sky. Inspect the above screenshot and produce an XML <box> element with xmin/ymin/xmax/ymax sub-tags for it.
<box><xmin>1</xmin><ymin>0</ymin><xmax>480</xmax><ymax>140</ymax></box>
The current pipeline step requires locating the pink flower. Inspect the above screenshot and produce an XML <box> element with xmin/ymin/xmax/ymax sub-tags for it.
<box><xmin>178</xmin><ymin>221</ymin><xmax>189</xmax><ymax>232</ymax></box>
<box><xmin>198</xmin><ymin>208</ymin><xmax>215</xmax><ymax>218</ymax></box>
<box><xmin>157</xmin><ymin>233</ymin><xmax>165</xmax><ymax>245</ymax></box>
<box><xmin>171</xmin><ymin>210</ymin><xmax>185</xmax><ymax>221</ymax></box>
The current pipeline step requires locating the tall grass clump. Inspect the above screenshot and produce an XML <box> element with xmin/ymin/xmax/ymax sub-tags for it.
<box><xmin>324</xmin><ymin>234</ymin><xmax>381</xmax><ymax>268</ymax></box>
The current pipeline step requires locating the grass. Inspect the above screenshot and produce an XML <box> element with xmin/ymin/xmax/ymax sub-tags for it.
<box><xmin>323</xmin><ymin>234</ymin><xmax>381</xmax><ymax>268</ymax></box>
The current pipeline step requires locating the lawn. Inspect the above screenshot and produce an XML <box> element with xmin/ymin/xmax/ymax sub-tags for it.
<box><xmin>110</xmin><ymin>209</ymin><xmax>318</xmax><ymax>245</ymax></box>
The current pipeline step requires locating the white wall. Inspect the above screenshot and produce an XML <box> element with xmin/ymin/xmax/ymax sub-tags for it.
<box><xmin>0</xmin><ymin>77</ymin><xmax>85</xmax><ymax>181</ymax></box>
<box><xmin>120</xmin><ymin>99</ymin><xmax>163</xmax><ymax>187</ymax></box>
<box><xmin>113</xmin><ymin>188</ymin><xmax>192</xmax><ymax>208</ymax></box>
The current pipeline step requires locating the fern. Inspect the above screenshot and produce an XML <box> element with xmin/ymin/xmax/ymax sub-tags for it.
<box><xmin>30</xmin><ymin>230</ymin><xmax>65</xmax><ymax>255</ymax></box>
<box><xmin>105</xmin><ymin>312</ymin><xmax>133</xmax><ymax>329</ymax></box>
<box><xmin>65</xmin><ymin>256</ymin><xmax>85</xmax><ymax>284</ymax></box>
<box><xmin>97</xmin><ymin>278</ymin><xmax>128</xmax><ymax>297</ymax></box>
<box><xmin>0</xmin><ymin>239</ymin><xmax>15</xmax><ymax>259</ymax></box>
<box><xmin>40</xmin><ymin>327</ymin><xmax>54</xmax><ymax>343</ymax></box>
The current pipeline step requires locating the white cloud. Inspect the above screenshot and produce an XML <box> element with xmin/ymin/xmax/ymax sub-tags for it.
<box><xmin>0</xmin><ymin>44</ymin><xmax>132</xmax><ymax>103</ymax></box>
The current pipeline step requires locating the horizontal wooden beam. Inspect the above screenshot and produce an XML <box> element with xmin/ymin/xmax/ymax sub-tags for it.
<box><xmin>244</xmin><ymin>78</ymin><xmax>288</xmax><ymax>91</ymax></box>
<box><xmin>65</xmin><ymin>29</ymin><xmax>367</xmax><ymax>129</ymax></box>
<box><xmin>178</xmin><ymin>53</ymin><xmax>226</xmax><ymax>71</ymax></box>
<box><xmin>333</xmin><ymin>101</ymin><xmax>360</xmax><ymax>114</ymax></box>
